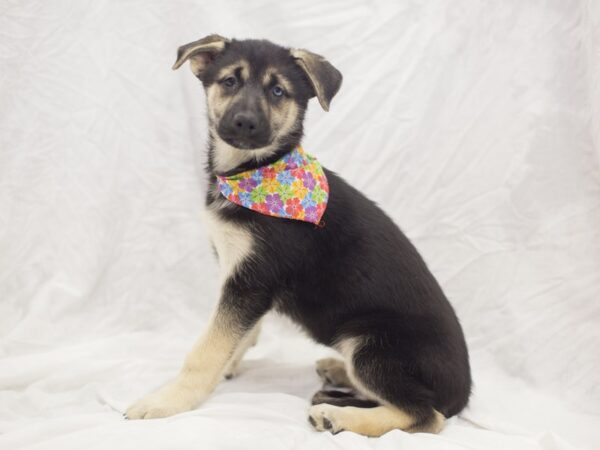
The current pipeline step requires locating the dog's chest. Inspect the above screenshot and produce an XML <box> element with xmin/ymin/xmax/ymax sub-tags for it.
<box><xmin>202</xmin><ymin>206</ymin><xmax>254</xmax><ymax>280</ymax></box>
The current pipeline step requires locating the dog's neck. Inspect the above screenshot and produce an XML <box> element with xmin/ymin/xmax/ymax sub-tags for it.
<box><xmin>206</xmin><ymin>130</ymin><xmax>300</xmax><ymax>177</ymax></box>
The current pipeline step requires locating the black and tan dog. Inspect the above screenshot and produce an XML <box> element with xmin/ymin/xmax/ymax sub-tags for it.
<box><xmin>125</xmin><ymin>35</ymin><xmax>471</xmax><ymax>436</ymax></box>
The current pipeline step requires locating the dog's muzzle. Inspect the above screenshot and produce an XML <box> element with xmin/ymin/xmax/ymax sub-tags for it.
<box><xmin>218</xmin><ymin>109</ymin><xmax>271</xmax><ymax>150</ymax></box>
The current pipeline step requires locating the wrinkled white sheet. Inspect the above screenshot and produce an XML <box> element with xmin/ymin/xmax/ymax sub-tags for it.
<box><xmin>1</xmin><ymin>0</ymin><xmax>599</xmax><ymax>449</ymax></box>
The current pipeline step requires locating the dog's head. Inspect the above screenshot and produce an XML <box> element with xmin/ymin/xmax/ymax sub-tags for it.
<box><xmin>172</xmin><ymin>35</ymin><xmax>342</xmax><ymax>155</ymax></box>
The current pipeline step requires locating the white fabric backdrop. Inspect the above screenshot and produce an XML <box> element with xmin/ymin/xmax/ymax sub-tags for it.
<box><xmin>1</xmin><ymin>1</ymin><xmax>599</xmax><ymax>449</ymax></box>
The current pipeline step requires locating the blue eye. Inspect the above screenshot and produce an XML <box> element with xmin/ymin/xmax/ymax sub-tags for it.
<box><xmin>223</xmin><ymin>76</ymin><xmax>237</xmax><ymax>87</ymax></box>
<box><xmin>272</xmin><ymin>85</ymin><xmax>284</xmax><ymax>97</ymax></box>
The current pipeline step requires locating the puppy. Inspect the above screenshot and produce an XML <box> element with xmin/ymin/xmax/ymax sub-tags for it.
<box><xmin>125</xmin><ymin>35</ymin><xmax>471</xmax><ymax>437</ymax></box>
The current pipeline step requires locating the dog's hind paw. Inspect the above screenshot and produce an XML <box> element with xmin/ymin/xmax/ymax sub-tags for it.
<box><xmin>315</xmin><ymin>358</ymin><xmax>353</xmax><ymax>387</ymax></box>
<box><xmin>308</xmin><ymin>404</ymin><xmax>345</xmax><ymax>434</ymax></box>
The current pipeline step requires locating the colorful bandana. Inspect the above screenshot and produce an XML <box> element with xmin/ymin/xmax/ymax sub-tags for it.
<box><xmin>216</xmin><ymin>147</ymin><xmax>329</xmax><ymax>225</ymax></box>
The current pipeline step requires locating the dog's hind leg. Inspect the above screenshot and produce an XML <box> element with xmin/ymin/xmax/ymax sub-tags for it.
<box><xmin>311</xmin><ymin>388</ymin><xmax>379</xmax><ymax>408</ymax></box>
<box><xmin>308</xmin><ymin>336</ymin><xmax>445</xmax><ymax>436</ymax></box>
<box><xmin>309</xmin><ymin>404</ymin><xmax>445</xmax><ymax>436</ymax></box>
<box><xmin>315</xmin><ymin>357</ymin><xmax>354</xmax><ymax>387</ymax></box>
<box><xmin>312</xmin><ymin>357</ymin><xmax>380</xmax><ymax>408</ymax></box>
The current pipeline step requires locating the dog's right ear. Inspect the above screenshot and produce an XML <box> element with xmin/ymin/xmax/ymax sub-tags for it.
<box><xmin>172</xmin><ymin>34</ymin><xmax>230</xmax><ymax>79</ymax></box>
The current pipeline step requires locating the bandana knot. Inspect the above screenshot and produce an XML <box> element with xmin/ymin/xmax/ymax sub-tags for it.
<box><xmin>216</xmin><ymin>147</ymin><xmax>329</xmax><ymax>225</ymax></box>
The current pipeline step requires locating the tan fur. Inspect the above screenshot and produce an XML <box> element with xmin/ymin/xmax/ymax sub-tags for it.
<box><xmin>202</xmin><ymin>206</ymin><xmax>254</xmax><ymax>280</ymax></box>
<box><xmin>172</xmin><ymin>35</ymin><xmax>229</xmax><ymax>75</ymax></box>
<box><xmin>309</xmin><ymin>404</ymin><xmax>445</xmax><ymax>436</ymax></box>
<box><xmin>335</xmin><ymin>337</ymin><xmax>389</xmax><ymax>402</ymax></box>
<box><xmin>206</xmin><ymin>84</ymin><xmax>236</xmax><ymax>124</ymax></box>
<box><xmin>216</xmin><ymin>60</ymin><xmax>250</xmax><ymax>83</ymax></box>
<box><xmin>173</xmin><ymin>39</ymin><xmax>227</xmax><ymax>70</ymax></box>
<box><xmin>262</xmin><ymin>68</ymin><xmax>294</xmax><ymax>95</ymax></box>
<box><xmin>189</xmin><ymin>56</ymin><xmax>207</xmax><ymax>77</ymax></box>
<box><xmin>290</xmin><ymin>48</ymin><xmax>330</xmax><ymax>110</ymax></box>
<box><xmin>125</xmin><ymin>311</ymin><xmax>241</xmax><ymax>419</ymax></box>
<box><xmin>270</xmin><ymin>100</ymin><xmax>298</xmax><ymax>141</ymax></box>
<box><xmin>211</xmin><ymin>134</ymin><xmax>279</xmax><ymax>175</ymax></box>
<box><xmin>315</xmin><ymin>357</ymin><xmax>353</xmax><ymax>387</ymax></box>
<box><xmin>224</xmin><ymin>320</ymin><xmax>262</xmax><ymax>378</ymax></box>
<box><xmin>259</xmin><ymin>69</ymin><xmax>298</xmax><ymax>137</ymax></box>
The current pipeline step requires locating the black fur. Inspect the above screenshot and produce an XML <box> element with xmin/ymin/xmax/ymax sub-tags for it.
<box><xmin>311</xmin><ymin>387</ymin><xmax>380</xmax><ymax>408</ymax></box>
<box><xmin>195</xmin><ymin>38</ymin><xmax>471</xmax><ymax>426</ymax></box>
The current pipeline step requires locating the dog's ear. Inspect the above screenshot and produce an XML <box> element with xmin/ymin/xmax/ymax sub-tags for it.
<box><xmin>291</xmin><ymin>49</ymin><xmax>343</xmax><ymax>111</ymax></box>
<box><xmin>172</xmin><ymin>34</ymin><xmax>230</xmax><ymax>78</ymax></box>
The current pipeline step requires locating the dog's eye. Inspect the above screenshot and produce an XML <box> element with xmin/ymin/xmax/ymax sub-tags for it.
<box><xmin>223</xmin><ymin>76</ymin><xmax>237</xmax><ymax>87</ymax></box>
<box><xmin>271</xmin><ymin>85</ymin><xmax>285</xmax><ymax>97</ymax></box>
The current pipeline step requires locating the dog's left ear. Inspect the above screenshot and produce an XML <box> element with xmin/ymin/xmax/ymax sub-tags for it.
<box><xmin>172</xmin><ymin>34</ymin><xmax>230</xmax><ymax>79</ymax></box>
<box><xmin>291</xmin><ymin>49</ymin><xmax>343</xmax><ymax>111</ymax></box>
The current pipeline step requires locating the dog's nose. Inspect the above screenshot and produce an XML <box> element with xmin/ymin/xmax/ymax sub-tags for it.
<box><xmin>218</xmin><ymin>107</ymin><xmax>270</xmax><ymax>149</ymax></box>
<box><xmin>233</xmin><ymin>112</ymin><xmax>258</xmax><ymax>137</ymax></box>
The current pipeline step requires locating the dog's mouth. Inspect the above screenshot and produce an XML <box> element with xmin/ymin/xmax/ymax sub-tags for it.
<box><xmin>219</xmin><ymin>133</ymin><xmax>272</xmax><ymax>151</ymax></box>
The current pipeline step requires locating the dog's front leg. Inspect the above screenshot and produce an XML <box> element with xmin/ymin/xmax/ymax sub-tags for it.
<box><xmin>125</xmin><ymin>283</ymin><xmax>270</xmax><ymax>420</ymax></box>
<box><xmin>223</xmin><ymin>318</ymin><xmax>262</xmax><ymax>379</ymax></box>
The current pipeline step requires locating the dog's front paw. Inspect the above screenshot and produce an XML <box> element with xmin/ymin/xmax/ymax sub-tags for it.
<box><xmin>125</xmin><ymin>381</ymin><xmax>205</xmax><ymax>420</ymax></box>
<box><xmin>223</xmin><ymin>360</ymin><xmax>241</xmax><ymax>380</ymax></box>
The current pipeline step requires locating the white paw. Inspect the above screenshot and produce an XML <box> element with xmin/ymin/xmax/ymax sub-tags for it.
<box><xmin>125</xmin><ymin>381</ymin><xmax>204</xmax><ymax>420</ymax></box>
<box><xmin>308</xmin><ymin>404</ymin><xmax>345</xmax><ymax>434</ymax></box>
